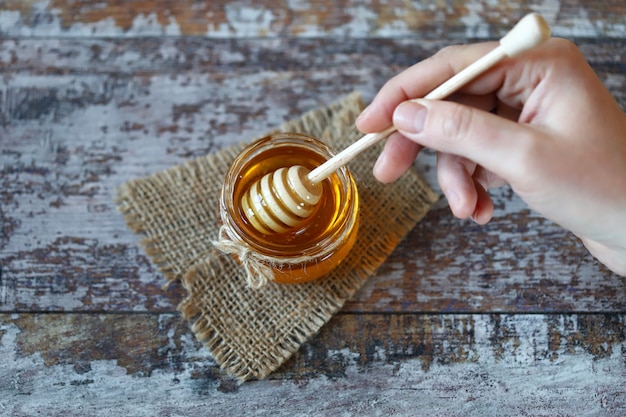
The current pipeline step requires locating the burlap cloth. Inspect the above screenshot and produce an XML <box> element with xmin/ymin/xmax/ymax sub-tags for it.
<box><xmin>116</xmin><ymin>92</ymin><xmax>439</xmax><ymax>381</ymax></box>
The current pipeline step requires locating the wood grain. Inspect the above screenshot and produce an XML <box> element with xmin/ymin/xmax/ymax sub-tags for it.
<box><xmin>1</xmin><ymin>0</ymin><xmax>625</xmax><ymax>39</ymax></box>
<box><xmin>1</xmin><ymin>0</ymin><xmax>625</xmax><ymax>414</ymax></box>
<box><xmin>2</xmin><ymin>38</ymin><xmax>624</xmax><ymax>313</ymax></box>
<box><xmin>1</xmin><ymin>312</ymin><xmax>625</xmax><ymax>416</ymax></box>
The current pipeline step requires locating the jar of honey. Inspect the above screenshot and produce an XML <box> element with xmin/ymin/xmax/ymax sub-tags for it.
<box><xmin>218</xmin><ymin>132</ymin><xmax>359</xmax><ymax>285</ymax></box>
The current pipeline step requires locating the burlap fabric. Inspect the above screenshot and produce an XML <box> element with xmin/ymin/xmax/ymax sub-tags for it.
<box><xmin>116</xmin><ymin>92</ymin><xmax>439</xmax><ymax>381</ymax></box>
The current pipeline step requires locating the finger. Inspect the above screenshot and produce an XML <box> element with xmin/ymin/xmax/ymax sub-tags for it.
<box><xmin>471</xmin><ymin>178</ymin><xmax>495</xmax><ymax>225</ymax></box>
<box><xmin>436</xmin><ymin>153</ymin><xmax>479</xmax><ymax>219</ymax></box>
<box><xmin>472</xmin><ymin>165</ymin><xmax>508</xmax><ymax>190</ymax></box>
<box><xmin>371</xmin><ymin>92</ymin><xmax>498</xmax><ymax>185</ymax></box>
<box><xmin>356</xmin><ymin>42</ymin><xmax>499</xmax><ymax>133</ymax></box>
<box><xmin>373</xmin><ymin>131</ymin><xmax>422</xmax><ymax>183</ymax></box>
<box><xmin>392</xmin><ymin>99</ymin><xmax>539</xmax><ymax>184</ymax></box>
<box><xmin>437</xmin><ymin>153</ymin><xmax>496</xmax><ymax>223</ymax></box>
<box><xmin>358</xmin><ymin>38</ymin><xmax>581</xmax><ymax>135</ymax></box>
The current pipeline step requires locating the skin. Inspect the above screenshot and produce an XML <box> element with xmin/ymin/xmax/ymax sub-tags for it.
<box><xmin>356</xmin><ymin>38</ymin><xmax>626</xmax><ymax>276</ymax></box>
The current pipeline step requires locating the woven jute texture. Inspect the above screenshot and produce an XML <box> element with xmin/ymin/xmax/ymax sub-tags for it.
<box><xmin>116</xmin><ymin>92</ymin><xmax>439</xmax><ymax>381</ymax></box>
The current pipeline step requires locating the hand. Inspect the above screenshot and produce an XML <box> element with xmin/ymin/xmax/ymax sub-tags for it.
<box><xmin>356</xmin><ymin>38</ymin><xmax>626</xmax><ymax>276</ymax></box>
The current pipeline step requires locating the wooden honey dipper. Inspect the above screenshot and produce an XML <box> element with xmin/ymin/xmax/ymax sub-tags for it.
<box><xmin>242</xmin><ymin>13</ymin><xmax>551</xmax><ymax>234</ymax></box>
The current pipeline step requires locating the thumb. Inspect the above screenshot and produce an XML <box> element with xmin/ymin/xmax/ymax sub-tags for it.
<box><xmin>393</xmin><ymin>99</ymin><xmax>539</xmax><ymax>182</ymax></box>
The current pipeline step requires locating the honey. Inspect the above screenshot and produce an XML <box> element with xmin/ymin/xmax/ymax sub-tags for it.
<box><xmin>219</xmin><ymin>132</ymin><xmax>359</xmax><ymax>284</ymax></box>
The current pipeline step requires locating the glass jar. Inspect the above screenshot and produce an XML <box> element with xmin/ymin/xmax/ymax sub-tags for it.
<box><xmin>219</xmin><ymin>132</ymin><xmax>359</xmax><ymax>284</ymax></box>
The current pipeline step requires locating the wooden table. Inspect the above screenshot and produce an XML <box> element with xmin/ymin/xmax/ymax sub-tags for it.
<box><xmin>1</xmin><ymin>1</ymin><xmax>625</xmax><ymax>415</ymax></box>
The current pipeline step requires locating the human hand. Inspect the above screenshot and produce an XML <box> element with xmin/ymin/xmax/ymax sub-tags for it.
<box><xmin>356</xmin><ymin>38</ymin><xmax>626</xmax><ymax>276</ymax></box>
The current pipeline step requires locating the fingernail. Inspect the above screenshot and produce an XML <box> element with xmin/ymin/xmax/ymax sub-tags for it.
<box><xmin>446</xmin><ymin>190</ymin><xmax>459</xmax><ymax>210</ymax></box>
<box><xmin>393</xmin><ymin>101</ymin><xmax>427</xmax><ymax>133</ymax></box>
<box><xmin>373</xmin><ymin>152</ymin><xmax>387</xmax><ymax>173</ymax></box>
<box><xmin>356</xmin><ymin>104</ymin><xmax>371</xmax><ymax>123</ymax></box>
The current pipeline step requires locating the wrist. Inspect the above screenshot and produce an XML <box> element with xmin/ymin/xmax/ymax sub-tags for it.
<box><xmin>580</xmin><ymin>238</ymin><xmax>626</xmax><ymax>276</ymax></box>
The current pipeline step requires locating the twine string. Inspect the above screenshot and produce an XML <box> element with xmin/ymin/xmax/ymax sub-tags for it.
<box><xmin>212</xmin><ymin>220</ymin><xmax>344</xmax><ymax>289</ymax></box>
<box><xmin>212</xmin><ymin>224</ymin><xmax>274</xmax><ymax>288</ymax></box>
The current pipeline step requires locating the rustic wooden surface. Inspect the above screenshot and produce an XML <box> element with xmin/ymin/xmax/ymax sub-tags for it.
<box><xmin>1</xmin><ymin>1</ymin><xmax>625</xmax><ymax>416</ymax></box>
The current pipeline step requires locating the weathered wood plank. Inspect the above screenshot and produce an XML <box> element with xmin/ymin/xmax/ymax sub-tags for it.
<box><xmin>2</xmin><ymin>39</ymin><xmax>625</xmax><ymax>313</ymax></box>
<box><xmin>350</xmin><ymin>199</ymin><xmax>626</xmax><ymax>313</ymax></box>
<box><xmin>1</xmin><ymin>313</ymin><xmax>625</xmax><ymax>416</ymax></box>
<box><xmin>1</xmin><ymin>0</ymin><xmax>624</xmax><ymax>414</ymax></box>
<box><xmin>1</xmin><ymin>37</ymin><xmax>624</xmax><ymax>75</ymax></box>
<box><xmin>0</xmin><ymin>0</ymin><xmax>625</xmax><ymax>39</ymax></box>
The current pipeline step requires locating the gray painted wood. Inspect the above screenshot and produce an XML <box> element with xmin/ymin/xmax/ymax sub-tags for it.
<box><xmin>1</xmin><ymin>1</ymin><xmax>625</xmax><ymax>415</ymax></box>
<box><xmin>1</xmin><ymin>313</ymin><xmax>625</xmax><ymax>416</ymax></box>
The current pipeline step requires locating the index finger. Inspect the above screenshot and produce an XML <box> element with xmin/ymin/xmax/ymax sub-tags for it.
<box><xmin>356</xmin><ymin>42</ymin><xmax>500</xmax><ymax>133</ymax></box>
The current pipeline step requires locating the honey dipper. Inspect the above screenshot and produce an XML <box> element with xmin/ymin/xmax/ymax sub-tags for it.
<box><xmin>242</xmin><ymin>13</ymin><xmax>551</xmax><ymax>234</ymax></box>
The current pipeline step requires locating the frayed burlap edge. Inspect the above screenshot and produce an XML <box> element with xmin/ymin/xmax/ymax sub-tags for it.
<box><xmin>116</xmin><ymin>91</ymin><xmax>439</xmax><ymax>382</ymax></box>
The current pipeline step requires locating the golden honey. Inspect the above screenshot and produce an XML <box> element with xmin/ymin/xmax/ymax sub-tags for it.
<box><xmin>219</xmin><ymin>132</ymin><xmax>359</xmax><ymax>284</ymax></box>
